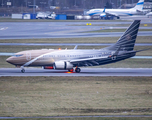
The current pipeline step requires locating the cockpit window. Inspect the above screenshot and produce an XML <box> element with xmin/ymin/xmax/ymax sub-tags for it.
<box><xmin>13</xmin><ymin>54</ymin><xmax>24</xmax><ymax>57</ymax></box>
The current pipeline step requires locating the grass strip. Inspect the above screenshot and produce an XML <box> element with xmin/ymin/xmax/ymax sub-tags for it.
<box><xmin>0</xmin><ymin>76</ymin><xmax>152</xmax><ymax>117</ymax></box>
<box><xmin>85</xmin><ymin>29</ymin><xmax>152</xmax><ymax>33</ymax></box>
<box><xmin>0</xmin><ymin>45</ymin><xmax>151</xmax><ymax>56</ymax></box>
<box><xmin>0</xmin><ymin>36</ymin><xmax>152</xmax><ymax>43</ymax></box>
<box><xmin>0</xmin><ymin>117</ymin><xmax>152</xmax><ymax>120</ymax></box>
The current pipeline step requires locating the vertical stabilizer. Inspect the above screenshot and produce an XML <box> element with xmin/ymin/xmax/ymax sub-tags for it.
<box><xmin>106</xmin><ymin>20</ymin><xmax>141</xmax><ymax>51</ymax></box>
<box><xmin>133</xmin><ymin>0</ymin><xmax>144</xmax><ymax>11</ymax></box>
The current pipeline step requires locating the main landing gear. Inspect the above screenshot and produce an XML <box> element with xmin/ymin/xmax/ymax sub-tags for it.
<box><xmin>68</xmin><ymin>67</ymin><xmax>81</xmax><ymax>73</ymax></box>
<box><xmin>75</xmin><ymin>67</ymin><xmax>81</xmax><ymax>73</ymax></box>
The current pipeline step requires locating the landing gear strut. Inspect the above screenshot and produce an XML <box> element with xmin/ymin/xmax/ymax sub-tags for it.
<box><xmin>75</xmin><ymin>67</ymin><xmax>81</xmax><ymax>73</ymax></box>
<box><xmin>21</xmin><ymin>66</ymin><xmax>25</xmax><ymax>73</ymax></box>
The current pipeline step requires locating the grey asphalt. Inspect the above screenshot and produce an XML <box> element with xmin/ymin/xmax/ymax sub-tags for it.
<box><xmin>0</xmin><ymin>68</ymin><xmax>152</xmax><ymax>76</ymax></box>
<box><xmin>0</xmin><ymin>21</ymin><xmax>152</xmax><ymax>39</ymax></box>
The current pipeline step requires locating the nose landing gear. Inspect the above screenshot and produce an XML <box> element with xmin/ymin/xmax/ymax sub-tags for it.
<box><xmin>68</xmin><ymin>67</ymin><xmax>81</xmax><ymax>73</ymax></box>
<box><xmin>21</xmin><ymin>66</ymin><xmax>25</xmax><ymax>73</ymax></box>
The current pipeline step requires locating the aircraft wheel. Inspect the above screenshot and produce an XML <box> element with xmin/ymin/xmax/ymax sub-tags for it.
<box><xmin>75</xmin><ymin>68</ymin><xmax>81</xmax><ymax>73</ymax></box>
<box><xmin>21</xmin><ymin>69</ymin><xmax>25</xmax><ymax>73</ymax></box>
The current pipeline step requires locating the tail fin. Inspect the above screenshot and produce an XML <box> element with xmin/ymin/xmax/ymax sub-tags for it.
<box><xmin>106</xmin><ymin>20</ymin><xmax>141</xmax><ymax>51</ymax></box>
<box><xmin>133</xmin><ymin>0</ymin><xmax>144</xmax><ymax>11</ymax></box>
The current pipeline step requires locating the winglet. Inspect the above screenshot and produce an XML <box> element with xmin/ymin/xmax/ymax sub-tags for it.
<box><xmin>74</xmin><ymin>45</ymin><xmax>78</xmax><ymax>49</ymax></box>
<box><xmin>103</xmin><ymin>7</ymin><xmax>106</xmax><ymax>12</ymax></box>
<box><xmin>134</xmin><ymin>48</ymin><xmax>150</xmax><ymax>53</ymax></box>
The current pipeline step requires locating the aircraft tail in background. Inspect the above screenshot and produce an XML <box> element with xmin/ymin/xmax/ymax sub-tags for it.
<box><xmin>132</xmin><ymin>0</ymin><xmax>144</xmax><ymax>11</ymax></box>
<box><xmin>106</xmin><ymin>20</ymin><xmax>141</xmax><ymax>51</ymax></box>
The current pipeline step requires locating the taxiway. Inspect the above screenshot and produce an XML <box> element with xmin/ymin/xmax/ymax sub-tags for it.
<box><xmin>0</xmin><ymin>20</ymin><xmax>152</xmax><ymax>39</ymax></box>
<box><xmin>0</xmin><ymin>68</ymin><xmax>152</xmax><ymax>76</ymax></box>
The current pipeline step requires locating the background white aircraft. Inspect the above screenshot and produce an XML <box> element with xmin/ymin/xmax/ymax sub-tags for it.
<box><xmin>87</xmin><ymin>0</ymin><xmax>144</xmax><ymax>19</ymax></box>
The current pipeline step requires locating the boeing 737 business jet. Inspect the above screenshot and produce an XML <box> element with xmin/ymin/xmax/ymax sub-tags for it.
<box><xmin>87</xmin><ymin>0</ymin><xmax>144</xmax><ymax>19</ymax></box>
<box><xmin>7</xmin><ymin>20</ymin><xmax>144</xmax><ymax>73</ymax></box>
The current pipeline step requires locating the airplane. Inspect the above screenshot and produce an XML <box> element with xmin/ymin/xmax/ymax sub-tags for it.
<box><xmin>86</xmin><ymin>0</ymin><xmax>144</xmax><ymax>19</ymax></box>
<box><xmin>6</xmin><ymin>20</ymin><xmax>145</xmax><ymax>73</ymax></box>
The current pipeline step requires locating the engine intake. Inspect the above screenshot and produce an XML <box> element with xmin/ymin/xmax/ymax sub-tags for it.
<box><xmin>53</xmin><ymin>61</ymin><xmax>73</xmax><ymax>70</ymax></box>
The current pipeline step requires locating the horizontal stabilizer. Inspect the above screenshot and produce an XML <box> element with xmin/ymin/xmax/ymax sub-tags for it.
<box><xmin>134</xmin><ymin>48</ymin><xmax>150</xmax><ymax>53</ymax></box>
<box><xmin>74</xmin><ymin>45</ymin><xmax>78</xmax><ymax>49</ymax></box>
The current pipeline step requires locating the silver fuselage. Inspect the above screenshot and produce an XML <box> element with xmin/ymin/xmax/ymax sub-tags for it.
<box><xmin>6</xmin><ymin>48</ymin><xmax>135</xmax><ymax>67</ymax></box>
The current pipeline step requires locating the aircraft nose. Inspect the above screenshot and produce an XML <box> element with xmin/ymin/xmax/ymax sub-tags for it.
<box><xmin>6</xmin><ymin>57</ymin><xmax>14</xmax><ymax>64</ymax></box>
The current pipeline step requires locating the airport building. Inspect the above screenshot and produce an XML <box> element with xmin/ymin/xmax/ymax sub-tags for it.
<box><xmin>0</xmin><ymin>0</ymin><xmax>152</xmax><ymax>18</ymax></box>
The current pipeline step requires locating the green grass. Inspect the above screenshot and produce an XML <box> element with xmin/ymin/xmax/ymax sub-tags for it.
<box><xmin>0</xmin><ymin>36</ymin><xmax>152</xmax><ymax>43</ymax></box>
<box><xmin>0</xmin><ymin>76</ymin><xmax>152</xmax><ymax>117</ymax></box>
<box><xmin>0</xmin><ymin>45</ymin><xmax>151</xmax><ymax>56</ymax></box>
<box><xmin>1</xmin><ymin>118</ymin><xmax>152</xmax><ymax>120</ymax></box>
<box><xmin>0</xmin><ymin>37</ymin><xmax>119</xmax><ymax>43</ymax></box>
<box><xmin>85</xmin><ymin>29</ymin><xmax>152</xmax><ymax>33</ymax></box>
<box><xmin>2</xmin><ymin>118</ymin><xmax>152</xmax><ymax>120</ymax></box>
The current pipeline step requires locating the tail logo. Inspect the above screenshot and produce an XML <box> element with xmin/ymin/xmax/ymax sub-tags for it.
<box><xmin>137</xmin><ymin>2</ymin><xmax>144</xmax><ymax>5</ymax></box>
<box><xmin>126</xmin><ymin>34</ymin><xmax>132</xmax><ymax>41</ymax></box>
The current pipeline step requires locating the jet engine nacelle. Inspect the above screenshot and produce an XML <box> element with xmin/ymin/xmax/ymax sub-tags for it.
<box><xmin>53</xmin><ymin>61</ymin><xmax>73</xmax><ymax>70</ymax></box>
<box><xmin>100</xmin><ymin>13</ymin><xmax>106</xmax><ymax>17</ymax></box>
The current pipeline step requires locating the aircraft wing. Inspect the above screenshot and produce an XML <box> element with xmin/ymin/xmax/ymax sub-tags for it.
<box><xmin>0</xmin><ymin>53</ymin><xmax>15</xmax><ymax>56</ymax></box>
<box><xmin>105</xmin><ymin>12</ymin><xmax>119</xmax><ymax>17</ymax></box>
<box><xmin>70</xmin><ymin>56</ymin><xmax>108</xmax><ymax>66</ymax></box>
